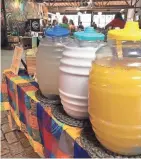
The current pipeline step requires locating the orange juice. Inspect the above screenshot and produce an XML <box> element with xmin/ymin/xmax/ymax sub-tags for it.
<box><xmin>89</xmin><ymin>57</ymin><xmax>141</xmax><ymax>155</ymax></box>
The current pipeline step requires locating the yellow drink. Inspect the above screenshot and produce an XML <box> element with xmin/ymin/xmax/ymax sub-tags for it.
<box><xmin>89</xmin><ymin>57</ymin><xmax>141</xmax><ymax>155</ymax></box>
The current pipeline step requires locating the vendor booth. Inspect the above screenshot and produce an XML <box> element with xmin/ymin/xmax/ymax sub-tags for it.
<box><xmin>1</xmin><ymin>0</ymin><xmax>141</xmax><ymax>158</ymax></box>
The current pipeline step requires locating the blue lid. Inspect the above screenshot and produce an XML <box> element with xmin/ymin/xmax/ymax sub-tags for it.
<box><xmin>45</xmin><ymin>25</ymin><xmax>70</xmax><ymax>37</ymax></box>
<box><xmin>74</xmin><ymin>27</ymin><xmax>105</xmax><ymax>41</ymax></box>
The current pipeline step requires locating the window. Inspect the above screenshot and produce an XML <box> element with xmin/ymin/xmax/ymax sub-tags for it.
<box><xmin>80</xmin><ymin>14</ymin><xmax>91</xmax><ymax>27</ymax></box>
<box><xmin>94</xmin><ymin>14</ymin><xmax>115</xmax><ymax>28</ymax></box>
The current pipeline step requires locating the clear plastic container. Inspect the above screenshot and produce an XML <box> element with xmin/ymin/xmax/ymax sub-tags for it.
<box><xmin>36</xmin><ymin>26</ymin><xmax>69</xmax><ymax>98</ymax></box>
<box><xmin>59</xmin><ymin>27</ymin><xmax>105</xmax><ymax>119</ymax></box>
<box><xmin>89</xmin><ymin>21</ymin><xmax>141</xmax><ymax>155</ymax></box>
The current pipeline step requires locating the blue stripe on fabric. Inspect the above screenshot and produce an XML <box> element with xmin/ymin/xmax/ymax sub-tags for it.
<box><xmin>43</xmin><ymin>110</ymin><xmax>51</xmax><ymax>132</ymax></box>
<box><xmin>9</xmin><ymin>80</ymin><xmax>14</xmax><ymax>92</ymax></box>
<box><xmin>1</xmin><ymin>93</ymin><xmax>3</xmax><ymax>101</ymax></box>
<box><xmin>51</xmin><ymin>119</ymin><xmax>62</xmax><ymax>140</ymax></box>
<box><xmin>18</xmin><ymin>69</ymin><xmax>28</xmax><ymax>76</ymax></box>
<box><xmin>0</xmin><ymin>93</ymin><xmax>2</xmax><ymax>102</ymax></box>
<box><xmin>37</xmin><ymin>102</ymin><xmax>44</xmax><ymax>121</ymax></box>
<box><xmin>31</xmin><ymin>81</ymin><xmax>39</xmax><ymax>88</ymax></box>
<box><xmin>19</xmin><ymin>111</ymin><xmax>26</xmax><ymax>124</ymax></box>
<box><xmin>17</xmin><ymin>85</ymin><xmax>22</xmax><ymax>99</ymax></box>
<box><xmin>74</xmin><ymin>141</ymin><xmax>90</xmax><ymax>158</ymax></box>
<box><xmin>24</xmin><ymin>94</ymin><xmax>31</xmax><ymax>110</ymax></box>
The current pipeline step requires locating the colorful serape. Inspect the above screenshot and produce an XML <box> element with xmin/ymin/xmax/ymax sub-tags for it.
<box><xmin>1</xmin><ymin>69</ymin><xmax>90</xmax><ymax>158</ymax></box>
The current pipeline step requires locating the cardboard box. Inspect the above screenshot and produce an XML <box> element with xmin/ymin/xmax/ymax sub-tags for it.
<box><xmin>25</xmin><ymin>48</ymin><xmax>37</xmax><ymax>75</ymax></box>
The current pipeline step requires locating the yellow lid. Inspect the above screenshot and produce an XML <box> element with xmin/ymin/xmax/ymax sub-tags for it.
<box><xmin>108</xmin><ymin>21</ymin><xmax>141</xmax><ymax>41</ymax></box>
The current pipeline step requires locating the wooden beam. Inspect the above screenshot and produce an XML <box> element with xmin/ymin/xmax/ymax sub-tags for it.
<box><xmin>48</xmin><ymin>5</ymin><xmax>141</xmax><ymax>10</ymax></box>
<box><xmin>133</xmin><ymin>0</ymin><xmax>140</xmax><ymax>6</ymax></box>
<box><xmin>124</xmin><ymin>0</ymin><xmax>130</xmax><ymax>6</ymax></box>
<box><xmin>44</xmin><ymin>0</ymin><xmax>129</xmax><ymax>2</ymax></box>
<box><xmin>44</xmin><ymin>0</ymin><xmax>133</xmax><ymax>7</ymax></box>
<box><xmin>48</xmin><ymin>7</ymin><xmax>121</xmax><ymax>13</ymax></box>
<box><xmin>44</xmin><ymin>0</ymin><xmax>131</xmax><ymax>3</ymax></box>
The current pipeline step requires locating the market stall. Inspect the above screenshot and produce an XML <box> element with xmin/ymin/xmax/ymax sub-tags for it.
<box><xmin>0</xmin><ymin>69</ymin><xmax>118</xmax><ymax>158</ymax></box>
<box><xmin>2</xmin><ymin>67</ymin><xmax>141</xmax><ymax>158</ymax></box>
<box><xmin>1</xmin><ymin>23</ymin><xmax>141</xmax><ymax>158</ymax></box>
<box><xmin>1</xmin><ymin>0</ymin><xmax>48</xmax><ymax>49</ymax></box>
<box><xmin>1</xmin><ymin>0</ymin><xmax>141</xmax><ymax>158</ymax></box>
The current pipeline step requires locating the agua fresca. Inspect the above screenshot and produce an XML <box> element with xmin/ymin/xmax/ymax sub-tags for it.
<box><xmin>89</xmin><ymin>21</ymin><xmax>141</xmax><ymax>155</ymax></box>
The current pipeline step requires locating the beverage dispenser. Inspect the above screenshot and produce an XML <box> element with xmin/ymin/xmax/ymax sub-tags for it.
<box><xmin>89</xmin><ymin>21</ymin><xmax>141</xmax><ymax>155</ymax></box>
<box><xmin>36</xmin><ymin>26</ymin><xmax>69</xmax><ymax>99</ymax></box>
<box><xmin>59</xmin><ymin>27</ymin><xmax>105</xmax><ymax>119</ymax></box>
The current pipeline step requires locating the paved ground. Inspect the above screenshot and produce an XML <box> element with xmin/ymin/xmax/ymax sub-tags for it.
<box><xmin>1</xmin><ymin>49</ymin><xmax>40</xmax><ymax>158</ymax></box>
<box><xmin>1</xmin><ymin>111</ymin><xmax>40</xmax><ymax>158</ymax></box>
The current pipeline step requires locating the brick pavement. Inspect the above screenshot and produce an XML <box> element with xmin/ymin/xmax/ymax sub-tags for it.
<box><xmin>1</xmin><ymin>111</ymin><xmax>40</xmax><ymax>158</ymax></box>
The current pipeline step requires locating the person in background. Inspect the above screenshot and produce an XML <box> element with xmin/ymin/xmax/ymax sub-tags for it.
<box><xmin>52</xmin><ymin>19</ymin><xmax>58</xmax><ymax>27</ymax></box>
<box><xmin>92</xmin><ymin>22</ymin><xmax>97</xmax><ymax>29</ymax></box>
<box><xmin>60</xmin><ymin>16</ymin><xmax>69</xmax><ymax>28</ymax></box>
<box><xmin>78</xmin><ymin>21</ymin><xmax>84</xmax><ymax>31</ymax></box>
<box><xmin>69</xmin><ymin>19</ymin><xmax>76</xmax><ymax>35</ymax></box>
<box><xmin>46</xmin><ymin>20</ymin><xmax>52</xmax><ymax>29</ymax></box>
<box><xmin>105</xmin><ymin>12</ymin><xmax>125</xmax><ymax>29</ymax></box>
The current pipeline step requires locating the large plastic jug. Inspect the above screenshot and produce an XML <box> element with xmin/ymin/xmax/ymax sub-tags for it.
<box><xmin>59</xmin><ymin>27</ymin><xmax>105</xmax><ymax>119</ymax></box>
<box><xmin>36</xmin><ymin>26</ymin><xmax>69</xmax><ymax>99</ymax></box>
<box><xmin>89</xmin><ymin>21</ymin><xmax>141</xmax><ymax>155</ymax></box>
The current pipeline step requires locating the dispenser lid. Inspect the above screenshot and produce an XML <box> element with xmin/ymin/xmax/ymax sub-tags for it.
<box><xmin>108</xmin><ymin>21</ymin><xmax>141</xmax><ymax>41</ymax></box>
<box><xmin>74</xmin><ymin>27</ymin><xmax>105</xmax><ymax>41</ymax></box>
<box><xmin>45</xmin><ymin>25</ymin><xmax>70</xmax><ymax>37</ymax></box>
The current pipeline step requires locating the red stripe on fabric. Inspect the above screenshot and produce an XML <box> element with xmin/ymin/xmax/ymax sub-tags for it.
<box><xmin>43</xmin><ymin>127</ymin><xmax>58</xmax><ymax>153</ymax></box>
<box><xmin>18</xmin><ymin>99</ymin><xmax>26</xmax><ymax>113</ymax></box>
<box><xmin>43</xmin><ymin>127</ymin><xmax>68</xmax><ymax>157</ymax></box>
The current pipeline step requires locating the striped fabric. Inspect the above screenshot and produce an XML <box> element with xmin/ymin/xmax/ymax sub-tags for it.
<box><xmin>1</xmin><ymin>69</ymin><xmax>90</xmax><ymax>158</ymax></box>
